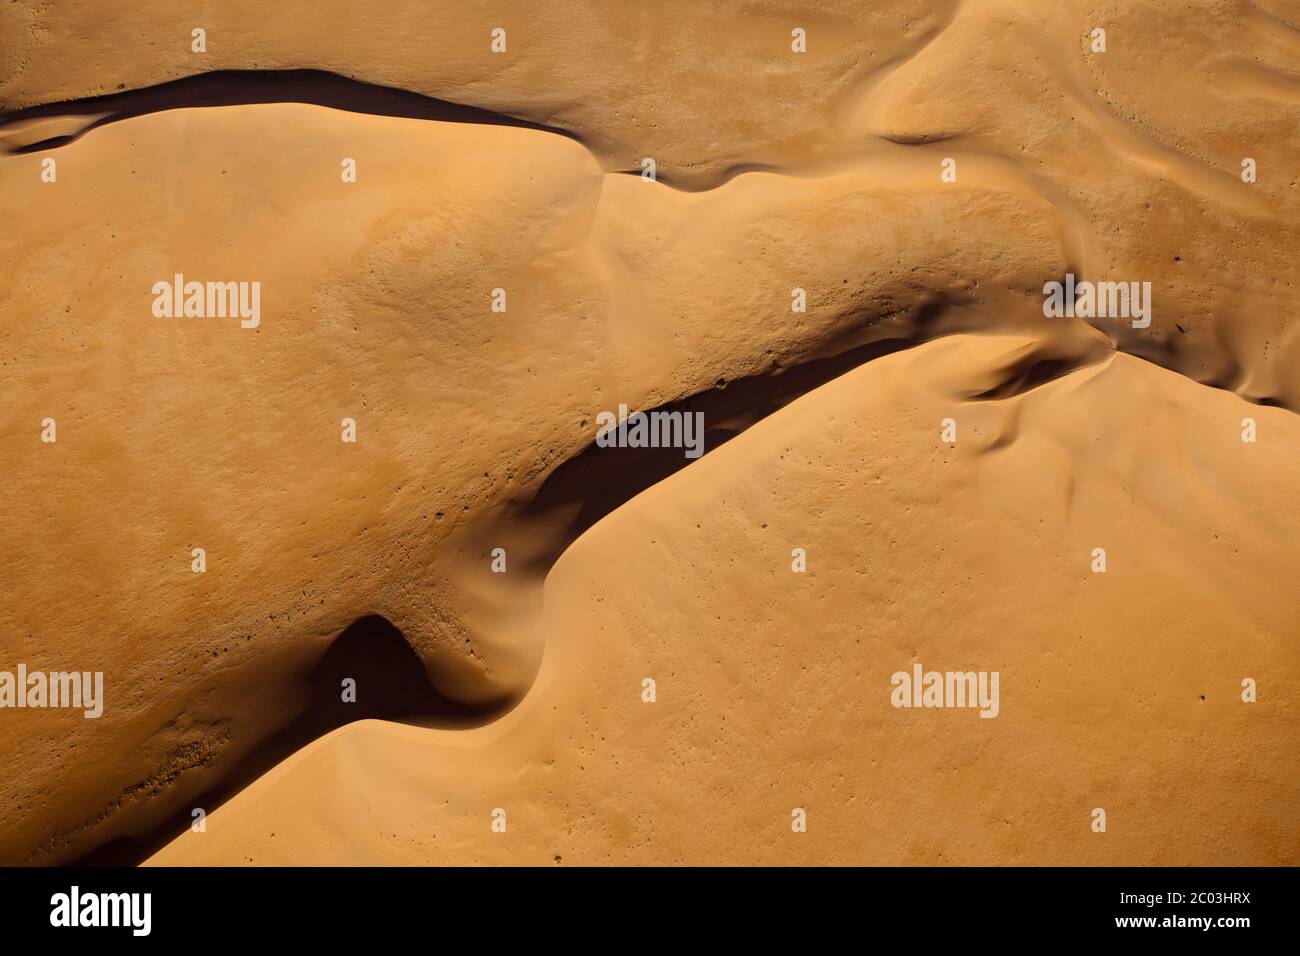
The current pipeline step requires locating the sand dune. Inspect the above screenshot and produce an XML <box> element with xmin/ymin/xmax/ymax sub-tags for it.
<box><xmin>151</xmin><ymin>335</ymin><xmax>1300</xmax><ymax>865</ymax></box>
<box><xmin>0</xmin><ymin>0</ymin><xmax>1296</xmax><ymax>865</ymax></box>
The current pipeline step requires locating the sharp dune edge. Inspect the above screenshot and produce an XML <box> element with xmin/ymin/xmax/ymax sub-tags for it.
<box><xmin>0</xmin><ymin>0</ymin><xmax>1295</xmax><ymax>866</ymax></box>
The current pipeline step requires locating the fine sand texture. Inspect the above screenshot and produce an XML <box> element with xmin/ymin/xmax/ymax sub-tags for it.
<box><xmin>0</xmin><ymin>1</ymin><xmax>1296</xmax><ymax>865</ymax></box>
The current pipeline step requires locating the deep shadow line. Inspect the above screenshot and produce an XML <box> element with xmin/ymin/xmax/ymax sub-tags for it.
<box><xmin>1</xmin><ymin>70</ymin><xmax>790</xmax><ymax>193</ymax></box>
<box><xmin>609</xmin><ymin>160</ymin><xmax>788</xmax><ymax>192</ymax></box>
<box><xmin>972</xmin><ymin>356</ymin><xmax>1076</xmax><ymax>401</ymax></box>
<box><xmin>0</xmin><ymin>69</ymin><xmax>588</xmax><ymax>154</ymax></box>
<box><xmin>513</xmin><ymin>334</ymin><xmax>928</xmax><ymax>573</ymax></box>
<box><xmin>72</xmin><ymin>615</ymin><xmax>503</xmax><ymax>867</ymax></box>
<box><xmin>513</xmin><ymin>304</ymin><xmax>1124</xmax><ymax>579</ymax></box>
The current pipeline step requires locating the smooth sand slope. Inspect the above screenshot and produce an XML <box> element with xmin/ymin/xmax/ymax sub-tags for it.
<box><xmin>152</xmin><ymin>335</ymin><xmax>1300</xmax><ymax>866</ymax></box>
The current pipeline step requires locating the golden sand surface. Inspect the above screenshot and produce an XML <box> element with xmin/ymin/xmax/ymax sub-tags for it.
<box><xmin>0</xmin><ymin>1</ymin><xmax>1296</xmax><ymax>865</ymax></box>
